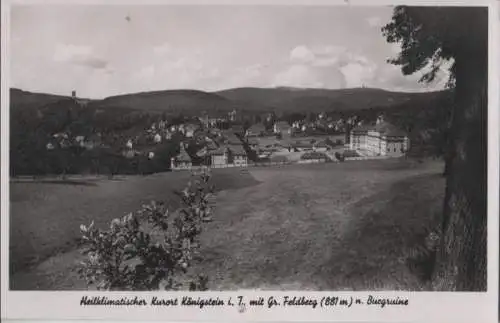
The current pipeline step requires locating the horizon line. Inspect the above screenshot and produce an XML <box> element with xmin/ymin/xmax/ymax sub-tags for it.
<box><xmin>10</xmin><ymin>85</ymin><xmax>450</xmax><ymax>101</ymax></box>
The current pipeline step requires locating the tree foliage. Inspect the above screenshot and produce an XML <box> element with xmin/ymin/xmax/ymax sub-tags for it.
<box><xmin>382</xmin><ymin>6</ymin><xmax>488</xmax><ymax>291</ymax></box>
<box><xmin>382</xmin><ymin>6</ymin><xmax>487</xmax><ymax>88</ymax></box>
<box><xmin>78</xmin><ymin>170</ymin><xmax>215</xmax><ymax>290</ymax></box>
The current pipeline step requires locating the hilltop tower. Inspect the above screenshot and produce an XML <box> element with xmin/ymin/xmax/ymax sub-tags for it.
<box><xmin>376</xmin><ymin>114</ymin><xmax>384</xmax><ymax>125</ymax></box>
<box><xmin>72</xmin><ymin>90</ymin><xmax>76</xmax><ymax>99</ymax></box>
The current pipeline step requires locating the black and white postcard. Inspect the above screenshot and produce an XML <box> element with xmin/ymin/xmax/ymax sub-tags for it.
<box><xmin>1</xmin><ymin>0</ymin><xmax>498</xmax><ymax>322</ymax></box>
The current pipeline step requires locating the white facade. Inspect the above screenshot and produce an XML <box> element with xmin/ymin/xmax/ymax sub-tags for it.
<box><xmin>350</xmin><ymin>120</ymin><xmax>409</xmax><ymax>157</ymax></box>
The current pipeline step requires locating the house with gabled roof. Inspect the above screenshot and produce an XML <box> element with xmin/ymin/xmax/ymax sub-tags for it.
<box><xmin>185</xmin><ymin>123</ymin><xmax>201</xmax><ymax>138</ymax></box>
<box><xmin>246</xmin><ymin>123</ymin><xmax>266</xmax><ymax>137</ymax></box>
<box><xmin>228</xmin><ymin>144</ymin><xmax>248</xmax><ymax>166</ymax></box>
<box><xmin>313</xmin><ymin>140</ymin><xmax>330</xmax><ymax>152</ymax></box>
<box><xmin>210</xmin><ymin>146</ymin><xmax>230</xmax><ymax>168</ymax></box>
<box><xmin>231</xmin><ymin>124</ymin><xmax>245</xmax><ymax>136</ymax></box>
<box><xmin>221</xmin><ymin>131</ymin><xmax>242</xmax><ymax>145</ymax></box>
<box><xmin>171</xmin><ymin>143</ymin><xmax>192</xmax><ymax>170</ymax></box>
<box><xmin>208</xmin><ymin>144</ymin><xmax>248</xmax><ymax>168</ymax></box>
<box><xmin>246</xmin><ymin>137</ymin><xmax>259</xmax><ymax>150</ymax></box>
<box><xmin>273</xmin><ymin>121</ymin><xmax>292</xmax><ymax>135</ymax></box>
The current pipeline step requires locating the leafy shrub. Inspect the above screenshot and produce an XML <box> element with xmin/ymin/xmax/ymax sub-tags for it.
<box><xmin>77</xmin><ymin>169</ymin><xmax>215</xmax><ymax>291</ymax></box>
<box><xmin>406</xmin><ymin>228</ymin><xmax>441</xmax><ymax>283</ymax></box>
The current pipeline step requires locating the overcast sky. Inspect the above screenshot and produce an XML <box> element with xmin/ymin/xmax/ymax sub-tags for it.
<box><xmin>11</xmin><ymin>5</ymin><xmax>451</xmax><ymax>99</ymax></box>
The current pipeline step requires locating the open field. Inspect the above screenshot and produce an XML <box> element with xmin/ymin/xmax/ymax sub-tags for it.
<box><xmin>10</xmin><ymin>158</ymin><xmax>445</xmax><ymax>290</ymax></box>
<box><xmin>10</xmin><ymin>169</ymin><xmax>259</xmax><ymax>274</ymax></box>
<box><xmin>194</xmin><ymin>159</ymin><xmax>444</xmax><ymax>290</ymax></box>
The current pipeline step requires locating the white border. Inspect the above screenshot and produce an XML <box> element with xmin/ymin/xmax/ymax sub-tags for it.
<box><xmin>1</xmin><ymin>0</ymin><xmax>498</xmax><ymax>322</ymax></box>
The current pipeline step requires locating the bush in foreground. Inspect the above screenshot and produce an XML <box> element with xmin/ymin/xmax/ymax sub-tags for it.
<box><xmin>77</xmin><ymin>169</ymin><xmax>215</xmax><ymax>291</ymax></box>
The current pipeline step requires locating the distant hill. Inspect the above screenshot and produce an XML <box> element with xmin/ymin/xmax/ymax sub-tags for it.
<box><xmin>215</xmin><ymin>87</ymin><xmax>449</xmax><ymax>113</ymax></box>
<box><xmin>10</xmin><ymin>88</ymin><xmax>71</xmax><ymax>111</ymax></box>
<box><xmin>10</xmin><ymin>86</ymin><xmax>451</xmax><ymax>117</ymax></box>
<box><xmin>90</xmin><ymin>89</ymin><xmax>234</xmax><ymax>116</ymax></box>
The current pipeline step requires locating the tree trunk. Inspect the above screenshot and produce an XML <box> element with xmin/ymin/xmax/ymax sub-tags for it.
<box><xmin>432</xmin><ymin>51</ymin><xmax>487</xmax><ymax>291</ymax></box>
<box><xmin>443</xmin><ymin>148</ymin><xmax>453</xmax><ymax>177</ymax></box>
<box><xmin>443</xmin><ymin>92</ymin><xmax>457</xmax><ymax>177</ymax></box>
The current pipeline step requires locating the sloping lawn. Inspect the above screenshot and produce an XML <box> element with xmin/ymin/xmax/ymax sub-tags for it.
<box><xmin>193</xmin><ymin>159</ymin><xmax>444</xmax><ymax>290</ymax></box>
<box><xmin>10</xmin><ymin>159</ymin><xmax>445</xmax><ymax>290</ymax></box>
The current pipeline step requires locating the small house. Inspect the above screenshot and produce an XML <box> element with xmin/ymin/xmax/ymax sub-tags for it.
<box><xmin>210</xmin><ymin>147</ymin><xmax>230</xmax><ymax>168</ymax></box>
<box><xmin>171</xmin><ymin>143</ymin><xmax>192</xmax><ymax>170</ymax></box>
<box><xmin>228</xmin><ymin>109</ymin><xmax>237</xmax><ymax>122</ymax></box>
<box><xmin>313</xmin><ymin>140</ymin><xmax>330</xmax><ymax>152</ymax></box>
<box><xmin>231</xmin><ymin>124</ymin><xmax>245</xmax><ymax>136</ymax></box>
<box><xmin>154</xmin><ymin>133</ymin><xmax>162</xmax><ymax>143</ymax></box>
<box><xmin>273</xmin><ymin>121</ymin><xmax>292</xmax><ymax>135</ymax></box>
<box><xmin>246</xmin><ymin>123</ymin><xmax>266</xmax><ymax>137</ymax></box>
<box><xmin>59</xmin><ymin>138</ymin><xmax>72</xmax><ymax>149</ymax></box>
<box><xmin>293</xmin><ymin>141</ymin><xmax>314</xmax><ymax>152</ymax></box>
<box><xmin>228</xmin><ymin>145</ymin><xmax>248</xmax><ymax>166</ymax></box>
<box><xmin>158</xmin><ymin>120</ymin><xmax>167</xmax><ymax>130</ymax></box>
<box><xmin>122</xmin><ymin>149</ymin><xmax>138</xmax><ymax>159</ymax></box>
<box><xmin>222</xmin><ymin>131</ymin><xmax>242</xmax><ymax>145</ymax></box>
<box><xmin>246</xmin><ymin>137</ymin><xmax>259</xmax><ymax>150</ymax></box>
<box><xmin>53</xmin><ymin>132</ymin><xmax>69</xmax><ymax>139</ymax></box>
<box><xmin>46</xmin><ymin>142</ymin><xmax>56</xmax><ymax>150</ymax></box>
<box><xmin>185</xmin><ymin>123</ymin><xmax>200</xmax><ymax>138</ymax></box>
<box><xmin>75</xmin><ymin>135</ymin><xmax>85</xmax><ymax>144</ymax></box>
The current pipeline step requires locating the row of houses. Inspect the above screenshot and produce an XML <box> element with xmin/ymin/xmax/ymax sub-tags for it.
<box><xmin>171</xmin><ymin>130</ymin><xmax>249</xmax><ymax>170</ymax></box>
<box><xmin>147</xmin><ymin>122</ymin><xmax>201</xmax><ymax>142</ymax></box>
<box><xmin>245</xmin><ymin>119</ymin><xmax>344</xmax><ymax>139</ymax></box>
<box><xmin>245</xmin><ymin>122</ymin><xmax>293</xmax><ymax>138</ymax></box>
<box><xmin>171</xmin><ymin>143</ymin><xmax>249</xmax><ymax>170</ymax></box>
<box><xmin>46</xmin><ymin>132</ymin><xmax>103</xmax><ymax>151</ymax></box>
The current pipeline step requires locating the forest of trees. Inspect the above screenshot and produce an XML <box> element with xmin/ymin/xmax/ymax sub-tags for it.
<box><xmin>10</xmin><ymin>99</ymin><xmax>183</xmax><ymax>176</ymax></box>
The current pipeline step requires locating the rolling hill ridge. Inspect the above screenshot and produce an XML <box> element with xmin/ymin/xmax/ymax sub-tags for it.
<box><xmin>10</xmin><ymin>87</ymin><xmax>451</xmax><ymax>116</ymax></box>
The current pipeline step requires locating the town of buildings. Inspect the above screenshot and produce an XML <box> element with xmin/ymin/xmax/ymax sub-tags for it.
<box><xmin>44</xmin><ymin>91</ymin><xmax>410</xmax><ymax>171</ymax></box>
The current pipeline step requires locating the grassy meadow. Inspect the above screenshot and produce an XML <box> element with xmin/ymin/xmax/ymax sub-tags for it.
<box><xmin>10</xmin><ymin>158</ymin><xmax>445</xmax><ymax>290</ymax></box>
<box><xmin>10</xmin><ymin>170</ymin><xmax>259</xmax><ymax>274</ymax></box>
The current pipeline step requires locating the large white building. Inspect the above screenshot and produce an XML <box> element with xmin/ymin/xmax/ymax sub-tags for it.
<box><xmin>349</xmin><ymin>116</ymin><xmax>410</xmax><ymax>157</ymax></box>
